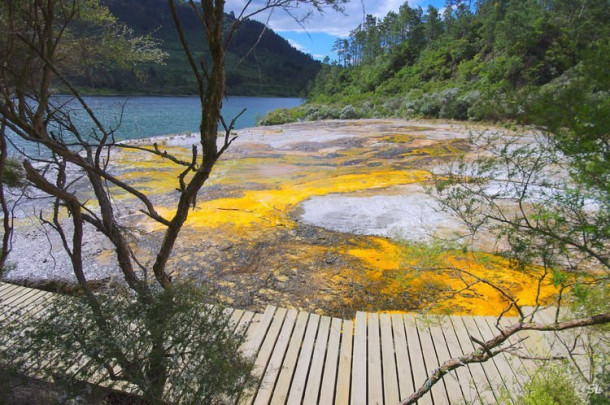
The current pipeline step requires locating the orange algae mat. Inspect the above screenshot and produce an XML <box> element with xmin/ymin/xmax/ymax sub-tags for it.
<box><xmin>110</xmin><ymin>122</ymin><xmax>559</xmax><ymax>316</ymax></box>
<box><xmin>349</xmin><ymin>238</ymin><xmax>558</xmax><ymax>315</ymax></box>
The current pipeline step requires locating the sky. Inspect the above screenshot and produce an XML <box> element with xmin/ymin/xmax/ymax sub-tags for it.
<box><xmin>225</xmin><ymin>0</ymin><xmax>446</xmax><ymax>60</ymax></box>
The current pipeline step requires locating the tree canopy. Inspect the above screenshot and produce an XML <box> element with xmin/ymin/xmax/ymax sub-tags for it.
<box><xmin>64</xmin><ymin>0</ymin><xmax>325</xmax><ymax>96</ymax></box>
<box><xmin>0</xmin><ymin>0</ymin><xmax>343</xmax><ymax>402</ymax></box>
<box><xmin>284</xmin><ymin>0</ymin><xmax>610</xmax><ymax>123</ymax></box>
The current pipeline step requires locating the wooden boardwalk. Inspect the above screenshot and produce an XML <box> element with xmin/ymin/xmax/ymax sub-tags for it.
<box><xmin>0</xmin><ymin>282</ymin><xmax>578</xmax><ymax>404</ymax></box>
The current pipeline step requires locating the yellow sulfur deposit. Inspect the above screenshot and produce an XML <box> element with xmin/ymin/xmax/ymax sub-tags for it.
<box><xmin>343</xmin><ymin>238</ymin><xmax>558</xmax><ymax>316</ymax></box>
<box><xmin>160</xmin><ymin>169</ymin><xmax>432</xmax><ymax>231</ymax></box>
<box><xmin>105</xmin><ymin>122</ymin><xmax>559</xmax><ymax>316</ymax></box>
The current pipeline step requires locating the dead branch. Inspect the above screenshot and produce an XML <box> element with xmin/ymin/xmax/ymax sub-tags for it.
<box><xmin>117</xmin><ymin>143</ymin><xmax>194</xmax><ymax>168</ymax></box>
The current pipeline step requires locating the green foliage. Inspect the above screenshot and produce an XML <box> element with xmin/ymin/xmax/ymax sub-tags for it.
<box><xmin>256</xmin><ymin>107</ymin><xmax>304</xmax><ymax>126</ymax></box>
<box><xmin>280</xmin><ymin>0</ymin><xmax>610</xmax><ymax>123</ymax></box>
<box><xmin>70</xmin><ymin>0</ymin><xmax>321</xmax><ymax>96</ymax></box>
<box><xmin>589</xmin><ymin>363</ymin><xmax>610</xmax><ymax>404</ymax></box>
<box><xmin>526</xmin><ymin>39</ymin><xmax>610</xmax><ymax>194</ymax></box>
<box><xmin>1</xmin><ymin>283</ymin><xmax>255</xmax><ymax>403</ymax></box>
<box><xmin>339</xmin><ymin>105</ymin><xmax>358</xmax><ymax>119</ymax></box>
<box><xmin>66</xmin><ymin>0</ymin><xmax>167</xmax><ymax>71</ymax></box>
<box><xmin>306</xmin><ymin>105</ymin><xmax>341</xmax><ymax>120</ymax></box>
<box><xmin>518</xmin><ymin>365</ymin><xmax>584</xmax><ymax>405</ymax></box>
<box><xmin>571</xmin><ymin>282</ymin><xmax>610</xmax><ymax>321</ymax></box>
<box><xmin>428</xmin><ymin>51</ymin><xmax>610</xmax><ymax>394</ymax></box>
<box><xmin>0</xmin><ymin>0</ymin><xmax>167</xmax><ymax>96</ymax></box>
<box><xmin>1</xmin><ymin>158</ymin><xmax>25</xmax><ymax>188</ymax></box>
<box><xmin>435</xmin><ymin>128</ymin><xmax>609</xmax><ymax>274</ymax></box>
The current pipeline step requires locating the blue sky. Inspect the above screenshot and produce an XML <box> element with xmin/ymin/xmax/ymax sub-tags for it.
<box><xmin>225</xmin><ymin>0</ymin><xmax>446</xmax><ymax>60</ymax></box>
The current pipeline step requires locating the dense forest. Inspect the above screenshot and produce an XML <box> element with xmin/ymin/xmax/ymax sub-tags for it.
<box><xmin>260</xmin><ymin>0</ymin><xmax>610</xmax><ymax>123</ymax></box>
<box><xmin>70</xmin><ymin>0</ymin><xmax>321</xmax><ymax>96</ymax></box>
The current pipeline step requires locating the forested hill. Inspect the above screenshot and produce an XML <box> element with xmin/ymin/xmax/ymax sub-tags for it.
<box><xmin>80</xmin><ymin>0</ymin><xmax>321</xmax><ymax>96</ymax></box>
<box><xmin>260</xmin><ymin>0</ymin><xmax>609</xmax><ymax>123</ymax></box>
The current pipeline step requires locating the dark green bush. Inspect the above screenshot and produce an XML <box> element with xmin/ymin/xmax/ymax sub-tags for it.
<box><xmin>339</xmin><ymin>105</ymin><xmax>358</xmax><ymax>119</ymax></box>
<box><xmin>256</xmin><ymin>108</ymin><xmax>303</xmax><ymax>126</ymax></box>
<box><xmin>2</xmin><ymin>158</ymin><xmax>25</xmax><ymax>188</ymax></box>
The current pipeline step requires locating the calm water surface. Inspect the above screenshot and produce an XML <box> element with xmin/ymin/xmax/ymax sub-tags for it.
<box><xmin>10</xmin><ymin>95</ymin><xmax>301</xmax><ymax>155</ymax></box>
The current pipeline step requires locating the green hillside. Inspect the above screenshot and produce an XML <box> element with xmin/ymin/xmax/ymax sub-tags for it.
<box><xmin>74</xmin><ymin>0</ymin><xmax>321</xmax><ymax>96</ymax></box>
<box><xmin>260</xmin><ymin>0</ymin><xmax>609</xmax><ymax>123</ymax></box>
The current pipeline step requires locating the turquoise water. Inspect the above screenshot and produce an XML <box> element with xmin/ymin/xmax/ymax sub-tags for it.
<box><xmin>9</xmin><ymin>95</ymin><xmax>301</xmax><ymax>155</ymax></box>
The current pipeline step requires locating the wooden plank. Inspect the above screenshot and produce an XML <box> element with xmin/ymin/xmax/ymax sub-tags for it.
<box><xmin>493</xmin><ymin>316</ymin><xmax>536</xmax><ymax>380</ymax></box>
<box><xmin>511</xmin><ymin>308</ymin><xmax>559</xmax><ymax>387</ymax></box>
<box><xmin>462</xmin><ymin>316</ymin><xmax>506</xmax><ymax>393</ymax></box>
<box><xmin>531</xmin><ymin>307</ymin><xmax>564</xmax><ymax>356</ymax></box>
<box><xmin>242</xmin><ymin>306</ymin><xmax>277</xmax><ymax>359</ymax></box>
<box><xmin>0</xmin><ymin>282</ymin><xmax>19</xmax><ymax>294</ymax></box>
<box><xmin>236</xmin><ymin>311</ymin><xmax>256</xmax><ymax>338</ymax></box>
<box><xmin>367</xmin><ymin>313</ymin><xmax>383</xmax><ymax>405</ymax></box>
<box><xmin>0</xmin><ymin>282</ymin><xmax>14</xmax><ymax>293</ymax></box>
<box><xmin>286</xmin><ymin>313</ymin><xmax>320</xmax><ymax>405</ymax></box>
<box><xmin>0</xmin><ymin>289</ymin><xmax>43</xmax><ymax>321</ymax></box>
<box><xmin>518</xmin><ymin>307</ymin><xmax>553</xmax><ymax>358</ymax></box>
<box><xmin>10</xmin><ymin>289</ymin><xmax>47</xmax><ymax>308</ymax></box>
<box><xmin>464</xmin><ymin>315</ymin><xmax>507</xmax><ymax>397</ymax></box>
<box><xmin>478</xmin><ymin>316</ymin><xmax>528</xmax><ymax>388</ymax></box>
<box><xmin>416</xmin><ymin>317</ymin><xmax>449</xmax><ymax>404</ymax></box>
<box><xmin>351</xmin><ymin>311</ymin><xmax>367</xmax><ymax>405</ymax></box>
<box><xmin>427</xmin><ymin>317</ymin><xmax>465</xmax><ymax>404</ymax></box>
<box><xmin>254</xmin><ymin>309</ymin><xmax>298</xmax><ymax>405</ymax></box>
<box><xmin>450</xmin><ymin>316</ymin><xmax>497</xmax><ymax>403</ymax></box>
<box><xmin>440</xmin><ymin>317</ymin><xmax>478</xmax><ymax>404</ymax></box>
<box><xmin>403</xmin><ymin>314</ymin><xmax>433</xmax><ymax>405</ymax></box>
<box><xmin>7</xmin><ymin>293</ymin><xmax>54</xmax><ymax>327</ymax></box>
<box><xmin>0</xmin><ymin>284</ymin><xmax>552</xmax><ymax>404</ymax></box>
<box><xmin>335</xmin><ymin>319</ymin><xmax>353</xmax><ymax>405</ymax></box>
<box><xmin>0</xmin><ymin>284</ymin><xmax>23</xmax><ymax>303</ymax></box>
<box><xmin>380</xmin><ymin>314</ymin><xmax>399</xmax><ymax>405</ymax></box>
<box><xmin>270</xmin><ymin>311</ymin><xmax>309</xmax><ymax>405</ymax></box>
<box><xmin>534</xmin><ymin>307</ymin><xmax>591</xmax><ymax>381</ymax></box>
<box><xmin>0</xmin><ymin>283</ymin><xmax>12</xmax><ymax>292</ymax></box>
<box><xmin>27</xmin><ymin>290</ymin><xmax>54</xmax><ymax>303</ymax></box>
<box><xmin>319</xmin><ymin>317</ymin><xmax>342</xmax><ymax>405</ymax></box>
<box><xmin>6</xmin><ymin>285</ymin><xmax>31</xmax><ymax>303</ymax></box>
<box><xmin>1</xmin><ymin>293</ymin><xmax>60</xmax><ymax>356</ymax></box>
<box><xmin>241</xmin><ymin>308</ymin><xmax>288</xmax><ymax>405</ymax></box>
<box><xmin>391</xmin><ymin>313</ymin><xmax>414</xmax><ymax>400</ymax></box>
<box><xmin>0</xmin><ymin>284</ymin><xmax>42</xmax><ymax>308</ymax></box>
<box><xmin>91</xmin><ymin>362</ymin><xmax>122</xmax><ymax>388</ymax></box>
<box><xmin>1</xmin><ymin>287</ymin><xmax>39</xmax><ymax>307</ymax></box>
<box><xmin>303</xmin><ymin>315</ymin><xmax>331</xmax><ymax>404</ymax></box>
<box><xmin>0</xmin><ymin>296</ymin><xmax>54</xmax><ymax>354</ymax></box>
<box><xmin>472</xmin><ymin>316</ymin><xmax>521</xmax><ymax>403</ymax></box>
<box><xmin>223</xmin><ymin>306</ymin><xmax>235</xmax><ymax>319</ymax></box>
<box><xmin>229</xmin><ymin>309</ymin><xmax>245</xmax><ymax>332</ymax></box>
<box><xmin>221</xmin><ymin>308</ymin><xmax>236</xmax><ymax>341</ymax></box>
<box><xmin>254</xmin><ymin>308</ymin><xmax>288</xmax><ymax>374</ymax></box>
<box><xmin>533</xmin><ymin>306</ymin><xmax>556</xmax><ymax>323</ymax></box>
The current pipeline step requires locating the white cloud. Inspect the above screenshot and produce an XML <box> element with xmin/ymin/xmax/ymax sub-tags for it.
<box><xmin>225</xmin><ymin>0</ymin><xmax>423</xmax><ymax>37</ymax></box>
<box><xmin>286</xmin><ymin>38</ymin><xmax>307</xmax><ymax>52</ymax></box>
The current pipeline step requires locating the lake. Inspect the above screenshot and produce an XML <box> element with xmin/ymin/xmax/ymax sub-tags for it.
<box><xmin>8</xmin><ymin>95</ymin><xmax>302</xmax><ymax>155</ymax></box>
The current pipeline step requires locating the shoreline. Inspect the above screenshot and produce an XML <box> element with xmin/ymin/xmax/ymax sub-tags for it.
<box><xmin>53</xmin><ymin>91</ymin><xmax>305</xmax><ymax>99</ymax></box>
